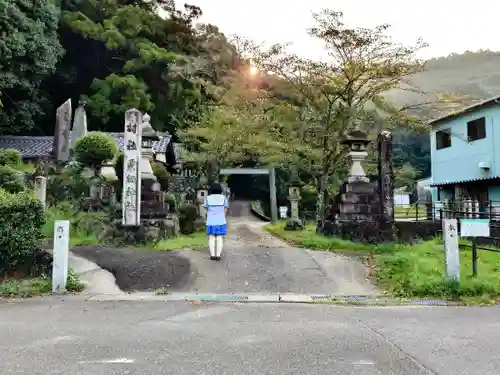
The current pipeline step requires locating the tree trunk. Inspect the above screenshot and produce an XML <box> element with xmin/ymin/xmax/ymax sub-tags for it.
<box><xmin>315</xmin><ymin>173</ymin><xmax>327</xmax><ymax>233</ymax></box>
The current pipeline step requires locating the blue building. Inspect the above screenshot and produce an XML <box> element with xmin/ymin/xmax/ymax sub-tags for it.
<box><xmin>429</xmin><ymin>95</ymin><xmax>500</xmax><ymax>208</ymax></box>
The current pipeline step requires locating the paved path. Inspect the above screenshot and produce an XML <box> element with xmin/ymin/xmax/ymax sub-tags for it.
<box><xmin>1</xmin><ymin>297</ymin><xmax>500</xmax><ymax>374</ymax></box>
<box><xmin>71</xmin><ymin>200</ymin><xmax>376</xmax><ymax>296</ymax></box>
<box><xmin>177</xmin><ymin>208</ymin><xmax>376</xmax><ymax>295</ymax></box>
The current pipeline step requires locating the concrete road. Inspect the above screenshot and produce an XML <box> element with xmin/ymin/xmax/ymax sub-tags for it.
<box><xmin>1</xmin><ymin>297</ymin><xmax>500</xmax><ymax>374</ymax></box>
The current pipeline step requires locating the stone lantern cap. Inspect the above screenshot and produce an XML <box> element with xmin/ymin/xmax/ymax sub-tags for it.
<box><xmin>289</xmin><ymin>167</ymin><xmax>304</xmax><ymax>187</ymax></box>
<box><xmin>141</xmin><ymin>113</ymin><xmax>159</xmax><ymax>141</ymax></box>
<box><xmin>341</xmin><ymin>129</ymin><xmax>370</xmax><ymax>151</ymax></box>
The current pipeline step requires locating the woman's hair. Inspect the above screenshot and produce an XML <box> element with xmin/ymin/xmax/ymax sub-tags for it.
<box><xmin>208</xmin><ymin>183</ymin><xmax>223</xmax><ymax>195</ymax></box>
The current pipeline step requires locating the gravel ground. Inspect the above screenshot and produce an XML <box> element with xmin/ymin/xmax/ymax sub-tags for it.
<box><xmin>71</xmin><ymin>246</ymin><xmax>191</xmax><ymax>292</ymax></box>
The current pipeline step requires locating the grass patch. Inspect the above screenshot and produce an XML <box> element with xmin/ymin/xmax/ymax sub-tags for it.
<box><xmin>394</xmin><ymin>204</ymin><xmax>429</xmax><ymax>219</ymax></box>
<box><xmin>0</xmin><ymin>270</ymin><xmax>84</xmax><ymax>298</ymax></box>
<box><xmin>154</xmin><ymin>232</ymin><xmax>206</xmax><ymax>251</ymax></box>
<box><xmin>265</xmin><ymin>221</ymin><xmax>500</xmax><ymax>303</ymax></box>
<box><xmin>43</xmin><ymin>204</ymin><xmax>102</xmax><ymax>247</ymax></box>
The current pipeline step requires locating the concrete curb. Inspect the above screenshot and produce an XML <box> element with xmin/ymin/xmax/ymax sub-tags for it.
<box><xmin>81</xmin><ymin>292</ymin><xmax>462</xmax><ymax>307</ymax></box>
<box><xmin>69</xmin><ymin>252</ymin><xmax>124</xmax><ymax>295</ymax></box>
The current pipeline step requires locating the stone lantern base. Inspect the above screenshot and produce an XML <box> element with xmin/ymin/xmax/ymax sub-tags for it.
<box><xmin>285</xmin><ymin>218</ymin><xmax>303</xmax><ymax>231</ymax></box>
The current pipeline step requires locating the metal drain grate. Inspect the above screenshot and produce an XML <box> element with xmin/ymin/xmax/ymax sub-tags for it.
<box><xmin>408</xmin><ymin>299</ymin><xmax>453</xmax><ymax>306</ymax></box>
<box><xmin>179</xmin><ymin>294</ymin><xmax>249</xmax><ymax>302</ymax></box>
<box><xmin>310</xmin><ymin>295</ymin><xmax>330</xmax><ymax>301</ymax></box>
<box><xmin>330</xmin><ymin>296</ymin><xmax>374</xmax><ymax>304</ymax></box>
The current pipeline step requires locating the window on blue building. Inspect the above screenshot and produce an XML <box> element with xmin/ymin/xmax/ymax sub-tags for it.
<box><xmin>436</xmin><ymin>129</ymin><xmax>451</xmax><ymax>149</ymax></box>
<box><xmin>467</xmin><ymin>117</ymin><xmax>486</xmax><ymax>141</ymax></box>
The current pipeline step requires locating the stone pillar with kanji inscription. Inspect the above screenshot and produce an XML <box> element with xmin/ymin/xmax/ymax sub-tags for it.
<box><xmin>377</xmin><ymin>130</ymin><xmax>395</xmax><ymax>241</ymax></box>
<box><xmin>122</xmin><ymin>109</ymin><xmax>142</xmax><ymax>226</ymax></box>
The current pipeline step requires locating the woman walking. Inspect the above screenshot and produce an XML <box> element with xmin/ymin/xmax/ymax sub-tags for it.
<box><xmin>204</xmin><ymin>183</ymin><xmax>229</xmax><ymax>261</ymax></box>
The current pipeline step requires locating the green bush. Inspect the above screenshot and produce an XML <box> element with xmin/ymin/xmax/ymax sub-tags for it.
<box><xmin>165</xmin><ymin>193</ymin><xmax>178</xmax><ymax>213</ymax></box>
<box><xmin>74</xmin><ymin>132</ymin><xmax>117</xmax><ymax>168</ymax></box>
<box><xmin>46</xmin><ymin>164</ymin><xmax>90</xmax><ymax>205</ymax></box>
<box><xmin>179</xmin><ymin>203</ymin><xmax>199</xmax><ymax>234</ymax></box>
<box><xmin>0</xmin><ymin>148</ymin><xmax>22</xmax><ymax>167</ymax></box>
<box><xmin>152</xmin><ymin>161</ymin><xmax>171</xmax><ymax>191</ymax></box>
<box><xmin>0</xmin><ymin>189</ymin><xmax>45</xmax><ymax>273</ymax></box>
<box><xmin>0</xmin><ymin>165</ymin><xmax>25</xmax><ymax>193</ymax></box>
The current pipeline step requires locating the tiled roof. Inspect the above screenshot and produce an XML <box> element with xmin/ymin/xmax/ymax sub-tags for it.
<box><xmin>0</xmin><ymin>132</ymin><xmax>175</xmax><ymax>159</ymax></box>
<box><xmin>0</xmin><ymin>136</ymin><xmax>54</xmax><ymax>158</ymax></box>
<box><xmin>430</xmin><ymin>175</ymin><xmax>500</xmax><ymax>187</ymax></box>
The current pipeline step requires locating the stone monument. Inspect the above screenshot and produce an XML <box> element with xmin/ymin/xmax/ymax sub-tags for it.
<box><xmin>285</xmin><ymin>167</ymin><xmax>304</xmax><ymax>230</ymax></box>
<box><xmin>70</xmin><ymin>102</ymin><xmax>88</xmax><ymax>150</ymax></box>
<box><xmin>377</xmin><ymin>130</ymin><xmax>395</xmax><ymax>241</ymax></box>
<box><xmin>53</xmin><ymin>99</ymin><xmax>72</xmax><ymax>162</ymax></box>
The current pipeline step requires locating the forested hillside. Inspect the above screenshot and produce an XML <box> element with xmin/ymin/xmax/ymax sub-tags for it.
<box><xmin>392</xmin><ymin>50</ymin><xmax>500</xmax><ymax>179</ymax></box>
<box><xmin>1</xmin><ymin>1</ymin><xmax>498</xmax><ymax>184</ymax></box>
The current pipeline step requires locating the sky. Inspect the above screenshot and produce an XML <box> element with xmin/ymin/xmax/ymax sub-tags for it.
<box><xmin>174</xmin><ymin>0</ymin><xmax>499</xmax><ymax>60</ymax></box>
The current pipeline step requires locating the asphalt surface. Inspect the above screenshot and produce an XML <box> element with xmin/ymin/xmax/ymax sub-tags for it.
<box><xmin>1</xmin><ymin>297</ymin><xmax>500</xmax><ymax>374</ymax></box>
<box><xmin>71</xmin><ymin>246</ymin><xmax>191</xmax><ymax>292</ymax></box>
<box><xmin>71</xmin><ymin>200</ymin><xmax>376</xmax><ymax>295</ymax></box>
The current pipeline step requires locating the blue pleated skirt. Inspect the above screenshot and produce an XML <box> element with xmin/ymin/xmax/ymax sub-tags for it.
<box><xmin>206</xmin><ymin>224</ymin><xmax>227</xmax><ymax>235</ymax></box>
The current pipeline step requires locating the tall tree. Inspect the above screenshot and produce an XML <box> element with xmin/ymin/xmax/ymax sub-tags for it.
<box><xmin>248</xmin><ymin>10</ymin><xmax>465</xmax><ymax>230</ymax></box>
<box><xmin>179</xmin><ymin>71</ymin><xmax>309</xmax><ymax>181</ymax></box>
<box><xmin>0</xmin><ymin>0</ymin><xmax>63</xmax><ymax>134</ymax></box>
<box><xmin>39</xmin><ymin>0</ymin><xmax>207</xmax><ymax>135</ymax></box>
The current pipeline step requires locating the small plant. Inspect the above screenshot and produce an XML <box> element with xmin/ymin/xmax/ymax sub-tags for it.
<box><xmin>0</xmin><ymin>148</ymin><xmax>22</xmax><ymax>167</ymax></box>
<box><xmin>165</xmin><ymin>193</ymin><xmax>178</xmax><ymax>213</ymax></box>
<box><xmin>74</xmin><ymin>132</ymin><xmax>117</xmax><ymax>169</ymax></box>
<box><xmin>179</xmin><ymin>203</ymin><xmax>199</xmax><ymax>234</ymax></box>
<box><xmin>0</xmin><ymin>165</ymin><xmax>25</xmax><ymax>193</ymax></box>
<box><xmin>152</xmin><ymin>161</ymin><xmax>171</xmax><ymax>191</ymax></box>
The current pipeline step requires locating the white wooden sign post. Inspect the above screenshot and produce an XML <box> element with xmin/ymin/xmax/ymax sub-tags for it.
<box><xmin>460</xmin><ymin>218</ymin><xmax>490</xmax><ymax>237</ymax></box>
<box><xmin>52</xmin><ymin>220</ymin><xmax>69</xmax><ymax>293</ymax></box>
<box><xmin>122</xmin><ymin>109</ymin><xmax>142</xmax><ymax>226</ymax></box>
<box><xmin>442</xmin><ymin>218</ymin><xmax>460</xmax><ymax>282</ymax></box>
<box><xmin>279</xmin><ymin>206</ymin><xmax>288</xmax><ymax>219</ymax></box>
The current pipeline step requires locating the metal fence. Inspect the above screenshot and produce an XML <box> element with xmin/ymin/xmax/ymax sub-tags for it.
<box><xmin>439</xmin><ymin>207</ymin><xmax>500</xmax><ymax>277</ymax></box>
<box><xmin>394</xmin><ymin>200</ymin><xmax>500</xmax><ymax>222</ymax></box>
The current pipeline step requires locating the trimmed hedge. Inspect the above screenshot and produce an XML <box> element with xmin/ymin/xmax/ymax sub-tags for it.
<box><xmin>0</xmin><ymin>165</ymin><xmax>25</xmax><ymax>193</ymax></box>
<box><xmin>0</xmin><ymin>189</ymin><xmax>45</xmax><ymax>273</ymax></box>
<box><xmin>0</xmin><ymin>148</ymin><xmax>22</xmax><ymax>167</ymax></box>
<box><xmin>74</xmin><ymin>132</ymin><xmax>117</xmax><ymax>168</ymax></box>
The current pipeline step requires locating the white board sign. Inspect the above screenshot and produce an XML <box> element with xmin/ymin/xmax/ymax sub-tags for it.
<box><xmin>279</xmin><ymin>206</ymin><xmax>288</xmax><ymax>219</ymax></box>
<box><xmin>52</xmin><ymin>220</ymin><xmax>69</xmax><ymax>293</ymax></box>
<box><xmin>460</xmin><ymin>218</ymin><xmax>490</xmax><ymax>237</ymax></box>
<box><xmin>442</xmin><ymin>218</ymin><xmax>460</xmax><ymax>281</ymax></box>
<box><xmin>122</xmin><ymin>109</ymin><xmax>142</xmax><ymax>226</ymax></box>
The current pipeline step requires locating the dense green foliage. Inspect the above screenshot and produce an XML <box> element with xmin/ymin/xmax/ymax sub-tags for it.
<box><xmin>0</xmin><ymin>189</ymin><xmax>45</xmax><ymax>273</ymax></box>
<box><xmin>1</xmin><ymin>0</ymin><xmax>496</xmax><ymax>197</ymax></box>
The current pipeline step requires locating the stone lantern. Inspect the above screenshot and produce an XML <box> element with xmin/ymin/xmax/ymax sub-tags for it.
<box><xmin>140</xmin><ymin>113</ymin><xmax>159</xmax><ymax>183</ymax></box>
<box><xmin>285</xmin><ymin>167</ymin><xmax>304</xmax><ymax>230</ymax></box>
<box><xmin>341</xmin><ymin>129</ymin><xmax>371</xmax><ymax>183</ymax></box>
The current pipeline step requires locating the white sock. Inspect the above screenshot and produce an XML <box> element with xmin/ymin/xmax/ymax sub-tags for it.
<box><xmin>216</xmin><ymin>236</ymin><xmax>224</xmax><ymax>257</ymax></box>
<box><xmin>208</xmin><ymin>235</ymin><xmax>216</xmax><ymax>257</ymax></box>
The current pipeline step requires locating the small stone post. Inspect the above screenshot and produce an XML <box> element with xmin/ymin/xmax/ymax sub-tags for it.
<box><xmin>377</xmin><ymin>130</ymin><xmax>395</xmax><ymax>241</ymax></box>
<box><xmin>34</xmin><ymin>176</ymin><xmax>47</xmax><ymax>209</ymax></box>
<box><xmin>197</xmin><ymin>189</ymin><xmax>208</xmax><ymax>218</ymax></box>
<box><xmin>285</xmin><ymin>168</ymin><xmax>304</xmax><ymax>230</ymax></box>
